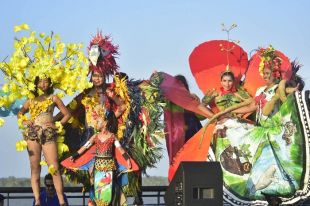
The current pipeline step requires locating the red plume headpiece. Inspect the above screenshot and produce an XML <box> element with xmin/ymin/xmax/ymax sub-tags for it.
<box><xmin>88</xmin><ymin>32</ymin><xmax>119</xmax><ymax>76</ymax></box>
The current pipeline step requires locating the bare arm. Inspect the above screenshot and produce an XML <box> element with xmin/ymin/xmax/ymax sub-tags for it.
<box><xmin>234</xmin><ymin>92</ymin><xmax>249</xmax><ymax>102</ymax></box>
<box><xmin>207</xmin><ymin>98</ymin><xmax>254</xmax><ymax>124</ymax></box>
<box><xmin>198</xmin><ymin>98</ymin><xmax>254</xmax><ymax>147</ymax></box>
<box><xmin>200</xmin><ymin>89</ymin><xmax>219</xmax><ymax>118</ymax></box>
<box><xmin>198</xmin><ymin>104</ymin><xmax>214</xmax><ymax>118</ymax></box>
<box><xmin>284</xmin><ymin>83</ymin><xmax>300</xmax><ymax>98</ymax></box>
<box><xmin>232</xmin><ymin>99</ymin><xmax>257</xmax><ymax>114</ymax></box>
<box><xmin>18</xmin><ymin>99</ymin><xmax>30</xmax><ymax>116</ymax></box>
<box><xmin>70</xmin><ymin>134</ymin><xmax>97</xmax><ymax>161</ymax></box>
<box><xmin>54</xmin><ymin>92</ymin><xmax>84</xmax><ymax>121</ymax></box>
<box><xmin>52</xmin><ymin>95</ymin><xmax>71</xmax><ymax>125</ymax></box>
<box><xmin>277</xmin><ymin>80</ymin><xmax>299</xmax><ymax>102</ymax></box>
<box><xmin>17</xmin><ymin>99</ymin><xmax>32</xmax><ymax>126</ymax></box>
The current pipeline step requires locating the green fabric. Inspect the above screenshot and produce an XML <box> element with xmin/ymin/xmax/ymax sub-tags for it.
<box><xmin>213</xmin><ymin>94</ymin><xmax>304</xmax><ymax>200</ymax></box>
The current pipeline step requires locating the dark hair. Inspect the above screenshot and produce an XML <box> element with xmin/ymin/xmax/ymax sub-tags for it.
<box><xmin>105</xmin><ymin>110</ymin><xmax>118</xmax><ymax>134</ymax></box>
<box><xmin>116</xmin><ymin>72</ymin><xmax>128</xmax><ymax>81</ymax></box>
<box><xmin>221</xmin><ymin>71</ymin><xmax>235</xmax><ymax>81</ymax></box>
<box><xmin>286</xmin><ymin>75</ymin><xmax>305</xmax><ymax>91</ymax></box>
<box><xmin>175</xmin><ymin>74</ymin><xmax>189</xmax><ymax>91</ymax></box>
<box><xmin>33</xmin><ymin>76</ymin><xmax>54</xmax><ymax>97</ymax></box>
<box><xmin>0</xmin><ymin>194</ymin><xmax>4</xmax><ymax>202</ymax></box>
<box><xmin>44</xmin><ymin>173</ymin><xmax>53</xmax><ymax>185</ymax></box>
<box><xmin>286</xmin><ymin>60</ymin><xmax>305</xmax><ymax>91</ymax></box>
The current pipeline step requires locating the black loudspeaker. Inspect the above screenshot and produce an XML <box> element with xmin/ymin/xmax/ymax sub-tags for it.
<box><xmin>165</xmin><ymin>162</ymin><xmax>223</xmax><ymax>206</ymax></box>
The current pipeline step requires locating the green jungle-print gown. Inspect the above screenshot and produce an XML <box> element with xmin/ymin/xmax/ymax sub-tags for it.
<box><xmin>211</xmin><ymin>85</ymin><xmax>304</xmax><ymax>201</ymax></box>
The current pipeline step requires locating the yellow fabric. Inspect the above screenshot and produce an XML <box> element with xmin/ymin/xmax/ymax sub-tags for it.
<box><xmin>29</xmin><ymin>97</ymin><xmax>54</xmax><ymax>120</ymax></box>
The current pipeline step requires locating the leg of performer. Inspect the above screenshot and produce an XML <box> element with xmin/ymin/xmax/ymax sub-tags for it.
<box><xmin>27</xmin><ymin>140</ymin><xmax>42</xmax><ymax>205</ymax></box>
<box><xmin>42</xmin><ymin>141</ymin><xmax>66</xmax><ymax>205</ymax></box>
<box><xmin>88</xmin><ymin>166</ymin><xmax>95</xmax><ymax>206</ymax></box>
<box><xmin>112</xmin><ymin>172</ymin><xmax>123</xmax><ymax>206</ymax></box>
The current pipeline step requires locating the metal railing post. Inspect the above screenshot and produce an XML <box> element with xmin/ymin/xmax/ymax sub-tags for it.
<box><xmin>0</xmin><ymin>186</ymin><xmax>167</xmax><ymax>205</ymax></box>
<box><xmin>6</xmin><ymin>192</ymin><xmax>9</xmax><ymax>206</ymax></box>
<box><xmin>157</xmin><ymin>191</ymin><xmax>160</xmax><ymax>205</ymax></box>
<box><xmin>83</xmin><ymin>191</ymin><xmax>86</xmax><ymax>206</ymax></box>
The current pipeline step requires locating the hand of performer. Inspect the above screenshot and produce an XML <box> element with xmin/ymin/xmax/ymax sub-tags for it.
<box><xmin>127</xmin><ymin>159</ymin><xmax>132</xmax><ymax>169</ymax></box>
<box><xmin>202</xmin><ymin>88</ymin><xmax>218</xmax><ymax>105</ymax></box>
<box><xmin>206</xmin><ymin>88</ymin><xmax>218</xmax><ymax>98</ymax></box>
<box><xmin>70</xmin><ymin>152</ymin><xmax>80</xmax><ymax>162</ymax></box>
<box><xmin>285</xmin><ymin>83</ymin><xmax>300</xmax><ymax>94</ymax></box>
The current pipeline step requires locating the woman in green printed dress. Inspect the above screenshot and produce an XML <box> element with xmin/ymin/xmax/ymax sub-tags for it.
<box><xmin>205</xmin><ymin>47</ymin><xmax>306</xmax><ymax>205</ymax></box>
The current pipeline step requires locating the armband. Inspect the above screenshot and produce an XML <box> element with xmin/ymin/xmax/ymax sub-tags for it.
<box><xmin>114</xmin><ymin>140</ymin><xmax>121</xmax><ymax>148</ymax></box>
<box><xmin>83</xmin><ymin>140</ymin><xmax>92</xmax><ymax>149</ymax></box>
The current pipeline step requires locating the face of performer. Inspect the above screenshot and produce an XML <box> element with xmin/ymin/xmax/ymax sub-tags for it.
<box><xmin>45</xmin><ymin>179</ymin><xmax>56</xmax><ymax>197</ymax></box>
<box><xmin>37</xmin><ymin>78</ymin><xmax>51</xmax><ymax>92</ymax></box>
<box><xmin>92</xmin><ymin>71</ymin><xmax>105</xmax><ymax>87</ymax></box>
<box><xmin>263</xmin><ymin>68</ymin><xmax>275</xmax><ymax>86</ymax></box>
<box><xmin>94</xmin><ymin>116</ymin><xmax>106</xmax><ymax>131</ymax></box>
<box><xmin>221</xmin><ymin>74</ymin><xmax>234</xmax><ymax>91</ymax></box>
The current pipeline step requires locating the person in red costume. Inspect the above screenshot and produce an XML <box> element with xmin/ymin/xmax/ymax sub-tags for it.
<box><xmin>62</xmin><ymin>110</ymin><xmax>138</xmax><ymax>206</ymax></box>
<box><xmin>56</xmin><ymin>32</ymin><xmax>127</xmax><ymax>206</ymax></box>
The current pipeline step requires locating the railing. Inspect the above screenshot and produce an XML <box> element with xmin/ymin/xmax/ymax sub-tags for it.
<box><xmin>0</xmin><ymin>186</ymin><xmax>168</xmax><ymax>206</ymax></box>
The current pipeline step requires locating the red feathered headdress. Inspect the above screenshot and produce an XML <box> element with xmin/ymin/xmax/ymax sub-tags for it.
<box><xmin>88</xmin><ymin>32</ymin><xmax>119</xmax><ymax>76</ymax></box>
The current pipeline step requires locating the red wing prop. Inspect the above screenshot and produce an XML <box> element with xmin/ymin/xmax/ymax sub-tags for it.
<box><xmin>61</xmin><ymin>145</ymin><xmax>97</xmax><ymax>170</ymax></box>
<box><xmin>243</xmin><ymin>50</ymin><xmax>292</xmax><ymax>97</ymax></box>
<box><xmin>168</xmin><ymin>124</ymin><xmax>215</xmax><ymax>181</ymax></box>
<box><xmin>189</xmin><ymin>40</ymin><xmax>248</xmax><ymax>94</ymax></box>
<box><xmin>115</xmin><ymin>149</ymin><xmax>139</xmax><ymax>172</ymax></box>
<box><xmin>157</xmin><ymin>72</ymin><xmax>208</xmax><ymax>117</ymax></box>
<box><xmin>61</xmin><ymin>145</ymin><xmax>139</xmax><ymax>172</ymax></box>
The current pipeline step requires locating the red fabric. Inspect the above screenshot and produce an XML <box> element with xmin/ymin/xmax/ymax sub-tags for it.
<box><xmin>94</xmin><ymin>136</ymin><xmax>114</xmax><ymax>153</ymax></box>
<box><xmin>164</xmin><ymin>108</ymin><xmax>185</xmax><ymax>164</ymax></box>
<box><xmin>115</xmin><ymin>149</ymin><xmax>139</xmax><ymax>172</ymax></box>
<box><xmin>159</xmin><ymin>72</ymin><xmax>207</xmax><ymax>117</ymax></box>
<box><xmin>168</xmin><ymin>123</ymin><xmax>215</xmax><ymax>181</ymax></box>
<box><xmin>220</xmin><ymin>87</ymin><xmax>236</xmax><ymax>96</ymax></box>
<box><xmin>61</xmin><ymin>145</ymin><xmax>96</xmax><ymax>169</ymax></box>
<box><xmin>61</xmin><ymin>144</ymin><xmax>139</xmax><ymax>172</ymax></box>
<box><xmin>243</xmin><ymin>50</ymin><xmax>291</xmax><ymax>97</ymax></box>
<box><xmin>255</xmin><ymin>93</ymin><xmax>267</xmax><ymax>108</ymax></box>
<box><xmin>189</xmin><ymin>40</ymin><xmax>248</xmax><ymax>94</ymax></box>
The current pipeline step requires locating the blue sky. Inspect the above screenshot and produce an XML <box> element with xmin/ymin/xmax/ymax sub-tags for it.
<box><xmin>1</xmin><ymin>0</ymin><xmax>310</xmax><ymax>178</ymax></box>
